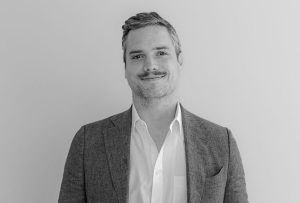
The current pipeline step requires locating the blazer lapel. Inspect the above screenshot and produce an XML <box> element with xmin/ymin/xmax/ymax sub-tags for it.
<box><xmin>181</xmin><ymin>105</ymin><xmax>206</xmax><ymax>203</ymax></box>
<box><xmin>103</xmin><ymin>107</ymin><xmax>132</xmax><ymax>203</ymax></box>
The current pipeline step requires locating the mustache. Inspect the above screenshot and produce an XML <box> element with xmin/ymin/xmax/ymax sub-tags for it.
<box><xmin>138</xmin><ymin>71</ymin><xmax>167</xmax><ymax>78</ymax></box>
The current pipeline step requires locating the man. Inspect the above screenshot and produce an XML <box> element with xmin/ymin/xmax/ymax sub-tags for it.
<box><xmin>59</xmin><ymin>12</ymin><xmax>248</xmax><ymax>203</ymax></box>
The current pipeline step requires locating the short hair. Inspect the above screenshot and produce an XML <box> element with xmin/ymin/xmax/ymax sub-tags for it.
<box><xmin>122</xmin><ymin>12</ymin><xmax>182</xmax><ymax>63</ymax></box>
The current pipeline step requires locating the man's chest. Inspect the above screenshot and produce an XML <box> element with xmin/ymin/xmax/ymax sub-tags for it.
<box><xmin>128</xmin><ymin>122</ymin><xmax>187</xmax><ymax>203</ymax></box>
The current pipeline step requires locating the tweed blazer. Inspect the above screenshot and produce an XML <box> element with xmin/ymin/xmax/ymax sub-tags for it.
<box><xmin>59</xmin><ymin>105</ymin><xmax>248</xmax><ymax>203</ymax></box>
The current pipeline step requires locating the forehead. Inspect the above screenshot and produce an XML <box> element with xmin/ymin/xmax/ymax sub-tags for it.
<box><xmin>126</xmin><ymin>25</ymin><xmax>175</xmax><ymax>52</ymax></box>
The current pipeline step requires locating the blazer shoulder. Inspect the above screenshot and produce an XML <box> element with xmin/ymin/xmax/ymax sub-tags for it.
<box><xmin>181</xmin><ymin>107</ymin><xmax>230</xmax><ymax>144</ymax></box>
<box><xmin>182</xmin><ymin>107</ymin><xmax>227</xmax><ymax>132</ymax></box>
<box><xmin>82</xmin><ymin>107</ymin><xmax>131</xmax><ymax>133</ymax></box>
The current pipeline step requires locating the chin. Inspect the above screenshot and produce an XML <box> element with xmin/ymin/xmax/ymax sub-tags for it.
<box><xmin>132</xmin><ymin>84</ymin><xmax>176</xmax><ymax>100</ymax></box>
<box><xmin>140</xmin><ymin>89</ymin><xmax>170</xmax><ymax>99</ymax></box>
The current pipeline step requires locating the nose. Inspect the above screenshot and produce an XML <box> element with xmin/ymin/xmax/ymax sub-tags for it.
<box><xmin>143</xmin><ymin>57</ymin><xmax>158</xmax><ymax>72</ymax></box>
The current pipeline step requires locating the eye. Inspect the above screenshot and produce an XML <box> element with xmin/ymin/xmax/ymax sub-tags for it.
<box><xmin>131</xmin><ymin>54</ymin><xmax>144</xmax><ymax>60</ymax></box>
<box><xmin>157</xmin><ymin>51</ymin><xmax>168</xmax><ymax>56</ymax></box>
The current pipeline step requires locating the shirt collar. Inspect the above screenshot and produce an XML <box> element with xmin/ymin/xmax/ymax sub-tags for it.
<box><xmin>131</xmin><ymin>103</ymin><xmax>142</xmax><ymax>128</ymax></box>
<box><xmin>131</xmin><ymin>102</ymin><xmax>182</xmax><ymax>133</ymax></box>
<box><xmin>170</xmin><ymin>102</ymin><xmax>182</xmax><ymax>134</ymax></box>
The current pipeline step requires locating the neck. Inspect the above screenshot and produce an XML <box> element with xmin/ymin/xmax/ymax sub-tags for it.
<box><xmin>132</xmin><ymin>93</ymin><xmax>179</xmax><ymax>128</ymax></box>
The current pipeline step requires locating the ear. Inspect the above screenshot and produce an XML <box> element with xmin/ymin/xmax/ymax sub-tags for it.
<box><xmin>177</xmin><ymin>52</ymin><xmax>183</xmax><ymax>68</ymax></box>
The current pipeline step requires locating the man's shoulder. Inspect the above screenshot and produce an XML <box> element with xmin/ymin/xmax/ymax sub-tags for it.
<box><xmin>181</xmin><ymin>107</ymin><xmax>233</xmax><ymax>155</ymax></box>
<box><xmin>181</xmin><ymin>106</ymin><xmax>229</xmax><ymax>140</ymax></box>
<box><xmin>182</xmin><ymin>106</ymin><xmax>226</xmax><ymax>130</ymax></box>
<box><xmin>82</xmin><ymin>107</ymin><xmax>131</xmax><ymax>132</ymax></box>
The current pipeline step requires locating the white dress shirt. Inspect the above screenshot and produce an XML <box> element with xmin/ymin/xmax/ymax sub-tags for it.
<box><xmin>128</xmin><ymin>103</ymin><xmax>187</xmax><ymax>203</ymax></box>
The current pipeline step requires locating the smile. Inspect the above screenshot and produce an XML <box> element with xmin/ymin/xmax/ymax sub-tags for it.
<box><xmin>141</xmin><ymin>74</ymin><xmax>166</xmax><ymax>81</ymax></box>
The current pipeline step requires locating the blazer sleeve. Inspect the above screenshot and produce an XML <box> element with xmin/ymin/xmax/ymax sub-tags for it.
<box><xmin>224</xmin><ymin>129</ymin><xmax>249</xmax><ymax>203</ymax></box>
<box><xmin>58</xmin><ymin>127</ymin><xmax>87</xmax><ymax>203</ymax></box>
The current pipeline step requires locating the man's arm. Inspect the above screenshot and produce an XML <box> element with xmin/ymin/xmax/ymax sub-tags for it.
<box><xmin>58</xmin><ymin>127</ymin><xmax>86</xmax><ymax>203</ymax></box>
<box><xmin>224</xmin><ymin>129</ymin><xmax>249</xmax><ymax>203</ymax></box>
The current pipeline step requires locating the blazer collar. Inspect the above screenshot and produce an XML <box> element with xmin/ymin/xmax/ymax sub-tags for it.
<box><xmin>103</xmin><ymin>104</ymin><xmax>206</xmax><ymax>203</ymax></box>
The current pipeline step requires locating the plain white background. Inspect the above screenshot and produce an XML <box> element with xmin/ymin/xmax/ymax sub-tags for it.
<box><xmin>1</xmin><ymin>0</ymin><xmax>299</xmax><ymax>202</ymax></box>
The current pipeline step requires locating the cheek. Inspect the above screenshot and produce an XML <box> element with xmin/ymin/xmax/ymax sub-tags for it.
<box><xmin>125</xmin><ymin>68</ymin><xmax>138</xmax><ymax>80</ymax></box>
<box><xmin>161</xmin><ymin>56</ymin><xmax>178</xmax><ymax>66</ymax></box>
<box><xmin>169</xmin><ymin>66</ymin><xmax>181</xmax><ymax>80</ymax></box>
<box><xmin>125</xmin><ymin>68</ymin><xmax>132</xmax><ymax>80</ymax></box>
<box><xmin>158</xmin><ymin>58</ymin><xmax>170</xmax><ymax>66</ymax></box>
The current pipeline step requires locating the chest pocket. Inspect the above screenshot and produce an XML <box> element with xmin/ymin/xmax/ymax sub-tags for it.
<box><xmin>201</xmin><ymin>167</ymin><xmax>226</xmax><ymax>203</ymax></box>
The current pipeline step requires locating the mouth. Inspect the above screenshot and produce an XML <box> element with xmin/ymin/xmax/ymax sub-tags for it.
<box><xmin>140</xmin><ymin>74</ymin><xmax>166</xmax><ymax>81</ymax></box>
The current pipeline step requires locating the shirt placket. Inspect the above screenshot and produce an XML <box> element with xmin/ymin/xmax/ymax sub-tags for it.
<box><xmin>151</xmin><ymin>145</ymin><xmax>164</xmax><ymax>203</ymax></box>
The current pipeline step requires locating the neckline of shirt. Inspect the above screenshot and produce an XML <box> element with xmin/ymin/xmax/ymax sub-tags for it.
<box><xmin>131</xmin><ymin>102</ymin><xmax>182</xmax><ymax>134</ymax></box>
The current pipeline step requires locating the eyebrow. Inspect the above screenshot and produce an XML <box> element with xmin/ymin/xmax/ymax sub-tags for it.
<box><xmin>154</xmin><ymin>46</ymin><xmax>170</xmax><ymax>50</ymax></box>
<box><xmin>129</xmin><ymin>46</ymin><xmax>170</xmax><ymax>55</ymax></box>
<box><xmin>129</xmin><ymin>50</ymin><xmax>143</xmax><ymax>55</ymax></box>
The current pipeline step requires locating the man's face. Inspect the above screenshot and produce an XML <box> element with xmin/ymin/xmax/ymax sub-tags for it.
<box><xmin>124</xmin><ymin>25</ymin><xmax>183</xmax><ymax>99</ymax></box>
